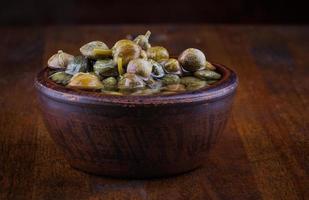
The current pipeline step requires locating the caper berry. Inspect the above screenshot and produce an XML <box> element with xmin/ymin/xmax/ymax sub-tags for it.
<box><xmin>178</xmin><ymin>48</ymin><xmax>206</xmax><ymax>72</ymax></box>
<box><xmin>126</xmin><ymin>58</ymin><xmax>153</xmax><ymax>79</ymax></box>
<box><xmin>162</xmin><ymin>58</ymin><xmax>182</xmax><ymax>75</ymax></box>
<box><xmin>112</xmin><ymin>40</ymin><xmax>141</xmax><ymax>65</ymax></box>
<box><xmin>48</xmin><ymin>31</ymin><xmax>222</xmax><ymax>96</ymax></box>
<box><xmin>147</xmin><ymin>46</ymin><xmax>169</xmax><ymax>61</ymax></box>
<box><xmin>162</xmin><ymin>74</ymin><xmax>180</xmax><ymax>85</ymax></box>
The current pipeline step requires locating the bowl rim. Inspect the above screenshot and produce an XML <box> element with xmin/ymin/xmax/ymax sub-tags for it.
<box><xmin>35</xmin><ymin>63</ymin><xmax>238</xmax><ymax>106</ymax></box>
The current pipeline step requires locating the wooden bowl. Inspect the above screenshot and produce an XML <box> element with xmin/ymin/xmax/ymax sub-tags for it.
<box><xmin>35</xmin><ymin>63</ymin><xmax>238</xmax><ymax>178</ymax></box>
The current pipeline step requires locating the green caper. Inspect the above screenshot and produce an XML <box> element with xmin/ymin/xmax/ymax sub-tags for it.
<box><xmin>194</xmin><ymin>70</ymin><xmax>221</xmax><ymax>80</ymax></box>
<box><xmin>180</xmin><ymin>76</ymin><xmax>202</xmax><ymax>85</ymax></box>
<box><xmin>65</xmin><ymin>56</ymin><xmax>89</xmax><ymax>75</ymax></box>
<box><xmin>48</xmin><ymin>50</ymin><xmax>74</xmax><ymax>69</ymax></box>
<box><xmin>180</xmin><ymin>76</ymin><xmax>208</xmax><ymax>90</ymax></box>
<box><xmin>178</xmin><ymin>48</ymin><xmax>206</xmax><ymax>72</ymax></box>
<box><xmin>49</xmin><ymin>71</ymin><xmax>72</xmax><ymax>85</ymax></box>
<box><xmin>67</xmin><ymin>72</ymin><xmax>104</xmax><ymax>90</ymax></box>
<box><xmin>126</xmin><ymin>58</ymin><xmax>153</xmax><ymax>79</ymax></box>
<box><xmin>112</xmin><ymin>40</ymin><xmax>141</xmax><ymax>65</ymax></box>
<box><xmin>118</xmin><ymin>73</ymin><xmax>145</xmax><ymax>91</ymax></box>
<box><xmin>149</xmin><ymin>59</ymin><xmax>165</xmax><ymax>79</ymax></box>
<box><xmin>102</xmin><ymin>77</ymin><xmax>117</xmax><ymax>91</ymax></box>
<box><xmin>147</xmin><ymin>46</ymin><xmax>169</xmax><ymax>61</ymax></box>
<box><xmin>80</xmin><ymin>41</ymin><xmax>109</xmax><ymax>58</ymax></box>
<box><xmin>162</xmin><ymin>74</ymin><xmax>180</xmax><ymax>85</ymax></box>
<box><xmin>145</xmin><ymin>77</ymin><xmax>162</xmax><ymax>90</ymax></box>
<box><xmin>186</xmin><ymin>81</ymin><xmax>207</xmax><ymax>91</ymax></box>
<box><xmin>162</xmin><ymin>58</ymin><xmax>182</xmax><ymax>75</ymax></box>
<box><xmin>93</xmin><ymin>59</ymin><xmax>117</xmax><ymax>77</ymax></box>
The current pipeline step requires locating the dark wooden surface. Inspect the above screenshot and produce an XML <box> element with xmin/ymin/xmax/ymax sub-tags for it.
<box><xmin>0</xmin><ymin>25</ymin><xmax>308</xmax><ymax>199</ymax></box>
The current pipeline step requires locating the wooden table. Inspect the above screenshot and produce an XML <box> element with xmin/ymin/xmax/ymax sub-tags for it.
<box><xmin>0</xmin><ymin>25</ymin><xmax>308</xmax><ymax>200</ymax></box>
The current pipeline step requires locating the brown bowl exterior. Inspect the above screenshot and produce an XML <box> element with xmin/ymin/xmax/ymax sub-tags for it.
<box><xmin>35</xmin><ymin>63</ymin><xmax>238</xmax><ymax>178</ymax></box>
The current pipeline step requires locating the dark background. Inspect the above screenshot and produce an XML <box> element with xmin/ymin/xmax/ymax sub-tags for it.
<box><xmin>0</xmin><ymin>0</ymin><xmax>308</xmax><ymax>25</ymax></box>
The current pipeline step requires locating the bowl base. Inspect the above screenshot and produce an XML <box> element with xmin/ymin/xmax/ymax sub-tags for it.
<box><xmin>68</xmin><ymin>159</ymin><xmax>204</xmax><ymax>179</ymax></box>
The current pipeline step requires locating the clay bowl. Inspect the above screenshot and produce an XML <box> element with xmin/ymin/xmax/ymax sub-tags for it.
<box><xmin>35</xmin><ymin>63</ymin><xmax>238</xmax><ymax>178</ymax></box>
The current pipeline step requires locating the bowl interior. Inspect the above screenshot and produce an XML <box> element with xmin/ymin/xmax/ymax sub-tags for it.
<box><xmin>35</xmin><ymin>63</ymin><xmax>238</xmax><ymax>106</ymax></box>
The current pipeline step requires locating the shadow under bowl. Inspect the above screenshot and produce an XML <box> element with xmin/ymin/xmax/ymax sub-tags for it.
<box><xmin>35</xmin><ymin>63</ymin><xmax>238</xmax><ymax>178</ymax></box>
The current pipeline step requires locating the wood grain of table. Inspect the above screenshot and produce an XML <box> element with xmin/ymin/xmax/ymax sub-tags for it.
<box><xmin>0</xmin><ymin>25</ymin><xmax>308</xmax><ymax>200</ymax></box>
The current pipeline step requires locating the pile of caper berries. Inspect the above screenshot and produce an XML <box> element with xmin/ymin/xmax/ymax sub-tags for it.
<box><xmin>48</xmin><ymin>31</ymin><xmax>221</xmax><ymax>95</ymax></box>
